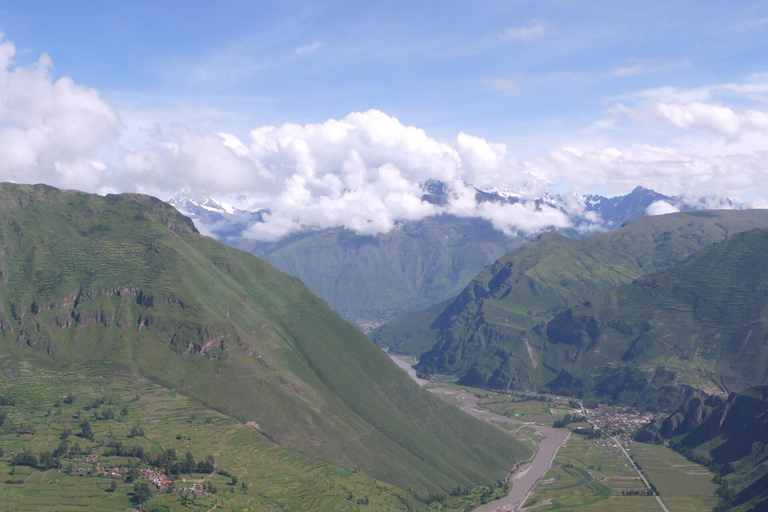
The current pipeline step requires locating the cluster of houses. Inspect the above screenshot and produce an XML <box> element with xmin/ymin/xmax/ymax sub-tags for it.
<box><xmin>68</xmin><ymin>454</ymin><xmax>212</xmax><ymax>496</ymax></box>
<box><xmin>139</xmin><ymin>467</ymin><xmax>173</xmax><ymax>489</ymax></box>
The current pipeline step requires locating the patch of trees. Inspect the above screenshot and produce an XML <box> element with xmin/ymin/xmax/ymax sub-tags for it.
<box><xmin>128</xmin><ymin>423</ymin><xmax>144</xmax><ymax>438</ymax></box>
<box><xmin>0</xmin><ymin>394</ymin><xmax>16</xmax><ymax>406</ymax></box>
<box><xmin>103</xmin><ymin>441</ymin><xmax>146</xmax><ymax>460</ymax></box>
<box><xmin>620</xmin><ymin>489</ymin><xmax>654</xmax><ymax>496</ymax></box>
<box><xmin>156</xmin><ymin>448</ymin><xmax>215</xmax><ymax>476</ymax></box>
<box><xmin>553</xmin><ymin>413</ymin><xmax>587</xmax><ymax>428</ymax></box>
<box><xmin>79</xmin><ymin>420</ymin><xmax>94</xmax><ymax>440</ymax></box>
<box><xmin>10</xmin><ymin>449</ymin><xmax>62</xmax><ymax>470</ymax></box>
<box><xmin>133</xmin><ymin>481</ymin><xmax>152</xmax><ymax>505</ymax></box>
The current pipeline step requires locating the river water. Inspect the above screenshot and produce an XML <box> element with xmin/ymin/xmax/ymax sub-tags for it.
<box><xmin>388</xmin><ymin>354</ymin><xmax>570</xmax><ymax>512</ymax></box>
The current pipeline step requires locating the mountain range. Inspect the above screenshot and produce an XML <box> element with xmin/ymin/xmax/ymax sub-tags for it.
<box><xmin>169</xmin><ymin>184</ymin><xmax>686</xmax><ymax>326</ymax></box>
<box><xmin>373</xmin><ymin>210</ymin><xmax>768</xmax><ymax>410</ymax></box>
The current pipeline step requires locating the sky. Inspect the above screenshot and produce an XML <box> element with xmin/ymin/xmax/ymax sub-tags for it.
<box><xmin>0</xmin><ymin>0</ymin><xmax>767</xmax><ymax>239</ymax></box>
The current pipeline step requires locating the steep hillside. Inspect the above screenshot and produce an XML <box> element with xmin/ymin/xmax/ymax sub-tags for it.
<box><xmin>541</xmin><ymin>228</ymin><xmax>768</xmax><ymax>402</ymax></box>
<box><xmin>0</xmin><ymin>183</ymin><xmax>530</xmax><ymax>496</ymax></box>
<box><xmin>374</xmin><ymin>210</ymin><xmax>768</xmax><ymax>395</ymax></box>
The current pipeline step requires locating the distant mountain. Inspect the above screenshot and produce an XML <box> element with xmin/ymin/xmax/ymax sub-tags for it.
<box><xmin>541</xmin><ymin>226</ymin><xmax>768</xmax><ymax>400</ymax></box>
<box><xmin>583</xmin><ymin>185</ymin><xmax>675</xmax><ymax>226</ymax></box>
<box><xmin>373</xmin><ymin>210</ymin><xmax>768</xmax><ymax>408</ymax></box>
<box><xmin>167</xmin><ymin>195</ymin><xmax>264</xmax><ymax>241</ymax></box>
<box><xmin>0</xmin><ymin>183</ymin><xmax>530</xmax><ymax>496</ymax></box>
<box><xmin>168</xmin><ymin>185</ymin><xmax>693</xmax><ymax>326</ymax></box>
<box><xmin>638</xmin><ymin>386</ymin><xmax>768</xmax><ymax>512</ymax></box>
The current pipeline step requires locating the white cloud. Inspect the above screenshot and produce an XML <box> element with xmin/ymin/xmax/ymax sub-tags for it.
<box><xmin>499</xmin><ymin>20</ymin><xmax>552</xmax><ymax>42</ymax></box>
<box><xmin>646</xmin><ymin>200</ymin><xmax>680</xmax><ymax>216</ymax></box>
<box><xmin>610</xmin><ymin>59</ymin><xmax>690</xmax><ymax>78</ymax></box>
<box><xmin>294</xmin><ymin>41</ymin><xmax>325</xmax><ymax>55</ymax></box>
<box><xmin>0</xmin><ymin>34</ymin><xmax>120</xmax><ymax>190</ymax></box>
<box><xmin>0</xmin><ymin>34</ymin><xmax>766</xmax><ymax>243</ymax></box>
<box><xmin>609</xmin><ymin>75</ymin><xmax>768</xmax><ymax>141</ymax></box>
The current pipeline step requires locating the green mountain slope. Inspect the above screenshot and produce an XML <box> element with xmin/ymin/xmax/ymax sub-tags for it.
<box><xmin>241</xmin><ymin>216</ymin><xmax>524</xmax><ymax>327</ymax></box>
<box><xmin>543</xmin><ymin>228</ymin><xmax>768</xmax><ymax>400</ymax></box>
<box><xmin>374</xmin><ymin>210</ymin><xmax>768</xmax><ymax>394</ymax></box>
<box><xmin>0</xmin><ymin>183</ymin><xmax>529</xmax><ymax>496</ymax></box>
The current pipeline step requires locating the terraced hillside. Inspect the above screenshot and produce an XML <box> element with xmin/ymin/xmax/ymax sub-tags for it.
<box><xmin>0</xmin><ymin>183</ymin><xmax>530</xmax><ymax>497</ymax></box>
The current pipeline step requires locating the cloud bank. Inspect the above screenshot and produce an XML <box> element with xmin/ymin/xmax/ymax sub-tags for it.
<box><xmin>1</xmin><ymin>34</ymin><xmax>767</xmax><ymax>241</ymax></box>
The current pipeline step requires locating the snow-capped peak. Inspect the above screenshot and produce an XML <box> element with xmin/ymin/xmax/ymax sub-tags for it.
<box><xmin>168</xmin><ymin>195</ymin><xmax>238</xmax><ymax>216</ymax></box>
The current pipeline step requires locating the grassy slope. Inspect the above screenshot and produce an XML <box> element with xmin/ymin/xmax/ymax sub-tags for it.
<box><xmin>554</xmin><ymin>229</ymin><xmax>768</xmax><ymax>397</ymax></box>
<box><xmin>374</xmin><ymin>210</ymin><xmax>768</xmax><ymax>391</ymax></box>
<box><xmin>0</xmin><ymin>183</ymin><xmax>530</xmax><ymax>496</ymax></box>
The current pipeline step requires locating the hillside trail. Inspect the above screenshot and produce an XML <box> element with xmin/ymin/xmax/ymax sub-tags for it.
<box><xmin>388</xmin><ymin>353</ymin><xmax>570</xmax><ymax>512</ymax></box>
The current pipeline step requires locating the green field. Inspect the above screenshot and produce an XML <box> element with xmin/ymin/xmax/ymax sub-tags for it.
<box><xmin>0</xmin><ymin>360</ymin><xmax>509</xmax><ymax>511</ymax></box>
<box><xmin>523</xmin><ymin>434</ymin><xmax>718</xmax><ymax>512</ymax></box>
<box><xmin>475</xmin><ymin>390</ymin><xmax>575</xmax><ymax>423</ymax></box>
<box><xmin>629</xmin><ymin>443</ymin><xmax>718</xmax><ymax>511</ymax></box>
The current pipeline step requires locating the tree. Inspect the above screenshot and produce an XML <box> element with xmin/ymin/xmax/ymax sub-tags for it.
<box><xmin>133</xmin><ymin>481</ymin><xmax>152</xmax><ymax>504</ymax></box>
<box><xmin>80</xmin><ymin>420</ymin><xmax>94</xmax><ymax>440</ymax></box>
<box><xmin>125</xmin><ymin>466</ymin><xmax>139</xmax><ymax>483</ymax></box>
<box><xmin>38</xmin><ymin>451</ymin><xmax>62</xmax><ymax>470</ymax></box>
<box><xmin>129</xmin><ymin>422</ymin><xmax>144</xmax><ymax>438</ymax></box>
<box><xmin>108</xmin><ymin>480</ymin><xmax>118</xmax><ymax>493</ymax></box>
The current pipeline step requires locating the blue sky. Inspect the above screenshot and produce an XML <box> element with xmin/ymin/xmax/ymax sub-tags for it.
<box><xmin>0</xmin><ymin>1</ymin><xmax>767</xmax><ymax>237</ymax></box>
<box><xmin>3</xmin><ymin>0</ymin><xmax>765</xmax><ymax>151</ymax></box>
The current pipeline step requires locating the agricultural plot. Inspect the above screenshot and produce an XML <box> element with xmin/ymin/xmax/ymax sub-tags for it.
<box><xmin>629</xmin><ymin>443</ymin><xmax>719</xmax><ymax>511</ymax></box>
<box><xmin>0</xmin><ymin>360</ymin><xmax>494</xmax><ymax>511</ymax></box>
<box><xmin>522</xmin><ymin>434</ymin><xmax>720</xmax><ymax>512</ymax></box>
<box><xmin>523</xmin><ymin>435</ymin><xmax>648</xmax><ymax>511</ymax></box>
<box><xmin>476</xmin><ymin>392</ymin><xmax>573</xmax><ymax>423</ymax></box>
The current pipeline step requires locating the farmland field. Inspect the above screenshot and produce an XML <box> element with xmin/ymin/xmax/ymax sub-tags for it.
<box><xmin>0</xmin><ymin>359</ymin><xmax>506</xmax><ymax>511</ymax></box>
<box><xmin>522</xmin><ymin>433</ymin><xmax>718</xmax><ymax>512</ymax></box>
<box><xmin>629</xmin><ymin>442</ymin><xmax>719</xmax><ymax>511</ymax></box>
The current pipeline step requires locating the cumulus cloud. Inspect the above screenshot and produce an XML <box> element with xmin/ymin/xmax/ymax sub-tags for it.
<box><xmin>610</xmin><ymin>75</ymin><xmax>768</xmax><ymax>141</ymax></box>
<box><xmin>0</xmin><ymin>33</ymin><xmax>766</xmax><ymax>243</ymax></box>
<box><xmin>0</xmin><ymin>33</ymin><xmax>120</xmax><ymax>191</ymax></box>
<box><xmin>646</xmin><ymin>200</ymin><xmax>680</xmax><ymax>216</ymax></box>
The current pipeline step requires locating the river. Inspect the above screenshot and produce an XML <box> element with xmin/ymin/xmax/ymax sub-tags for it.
<box><xmin>389</xmin><ymin>354</ymin><xmax>570</xmax><ymax>512</ymax></box>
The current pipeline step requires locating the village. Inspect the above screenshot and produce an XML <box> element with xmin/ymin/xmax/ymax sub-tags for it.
<box><xmin>583</xmin><ymin>406</ymin><xmax>657</xmax><ymax>448</ymax></box>
<box><xmin>70</xmin><ymin>455</ymin><xmax>208</xmax><ymax>496</ymax></box>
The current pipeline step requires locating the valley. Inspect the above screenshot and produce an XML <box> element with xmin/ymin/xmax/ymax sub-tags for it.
<box><xmin>390</xmin><ymin>353</ymin><xmax>722</xmax><ymax>512</ymax></box>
